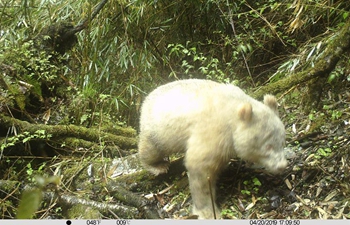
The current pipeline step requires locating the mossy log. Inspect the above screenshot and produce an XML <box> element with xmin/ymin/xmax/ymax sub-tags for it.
<box><xmin>251</xmin><ymin>19</ymin><xmax>350</xmax><ymax>99</ymax></box>
<box><xmin>0</xmin><ymin>114</ymin><xmax>137</xmax><ymax>156</ymax></box>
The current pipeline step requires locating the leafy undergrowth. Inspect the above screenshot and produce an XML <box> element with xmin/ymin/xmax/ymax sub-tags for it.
<box><xmin>147</xmin><ymin>87</ymin><xmax>350</xmax><ymax>220</ymax></box>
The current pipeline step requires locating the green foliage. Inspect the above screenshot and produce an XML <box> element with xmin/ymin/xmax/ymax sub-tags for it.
<box><xmin>66</xmin><ymin>87</ymin><xmax>124</xmax><ymax>127</ymax></box>
<box><xmin>1</xmin><ymin>0</ymin><xmax>350</xmax><ymax>126</ymax></box>
<box><xmin>1</xmin><ymin>130</ymin><xmax>52</xmax><ymax>152</ymax></box>
<box><xmin>241</xmin><ymin>189</ymin><xmax>251</xmax><ymax>196</ymax></box>
<box><xmin>327</xmin><ymin>64</ymin><xmax>347</xmax><ymax>83</ymax></box>
<box><xmin>241</xmin><ymin>177</ymin><xmax>262</xmax><ymax>196</ymax></box>
<box><xmin>170</xmin><ymin>192</ymin><xmax>189</xmax><ymax>205</ymax></box>
<box><xmin>308</xmin><ymin>112</ymin><xmax>315</xmax><ymax>121</ymax></box>
<box><xmin>26</xmin><ymin>162</ymin><xmax>47</xmax><ymax>182</ymax></box>
<box><xmin>331</xmin><ymin>110</ymin><xmax>342</xmax><ymax>121</ymax></box>
<box><xmin>167</xmin><ymin>42</ymin><xmax>232</xmax><ymax>83</ymax></box>
<box><xmin>2</xmin><ymin>39</ymin><xmax>59</xmax><ymax>85</ymax></box>
<box><xmin>16</xmin><ymin>188</ymin><xmax>42</xmax><ymax>219</ymax></box>
<box><xmin>0</xmin><ymin>37</ymin><xmax>65</xmax><ymax>112</ymax></box>
<box><xmin>17</xmin><ymin>176</ymin><xmax>60</xmax><ymax>219</ymax></box>
<box><xmin>315</xmin><ymin>147</ymin><xmax>332</xmax><ymax>159</ymax></box>
<box><xmin>252</xmin><ymin>177</ymin><xmax>262</xmax><ymax>186</ymax></box>
<box><xmin>221</xmin><ymin>208</ymin><xmax>236</xmax><ymax>219</ymax></box>
<box><xmin>323</xmin><ymin>105</ymin><xmax>343</xmax><ymax>121</ymax></box>
<box><xmin>256</xmin><ymin>0</ymin><xmax>349</xmax><ymax>82</ymax></box>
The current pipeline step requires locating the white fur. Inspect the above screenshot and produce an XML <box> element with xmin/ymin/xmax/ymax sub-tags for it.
<box><xmin>138</xmin><ymin>79</ymin><xmax>287</xmax><ymax>219</ymax></box>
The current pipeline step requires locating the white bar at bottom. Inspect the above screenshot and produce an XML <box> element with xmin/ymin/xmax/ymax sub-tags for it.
<box><xmin>0</xmin><ymin>219</ymin><xmax>348</xmax><ymax>225</ymax></box>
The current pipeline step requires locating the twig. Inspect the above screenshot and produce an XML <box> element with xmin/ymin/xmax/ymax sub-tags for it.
<box><xmin>207</xmin><ymin>176</ymin><xmax>217</xmax><ymax>219</ymax></box>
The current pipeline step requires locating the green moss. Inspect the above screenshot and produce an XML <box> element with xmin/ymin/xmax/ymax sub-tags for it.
<box><xmin>67</xmin><ymin>204</ymin><xmax>101</xmax><ymax>219</ymax></box>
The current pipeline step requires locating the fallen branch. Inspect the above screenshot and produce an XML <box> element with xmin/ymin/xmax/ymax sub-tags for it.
<box><xmin>0</xmin><ymin>114</ymin><xmax>137</xmax><ymax>151</ymax></box>
<box><xmin>44</xmin><ymin>191</ymin><xmax>139</xmax><ymax>218</ymax></box>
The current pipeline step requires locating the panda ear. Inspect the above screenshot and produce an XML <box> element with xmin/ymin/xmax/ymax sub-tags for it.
<box><xmin>238</xmin><ymin>103</ymin><xmax>252</xmax><ymax>122</ymax></box>
<box><xmin>263</xmin><ymin>94</ymin><xmax>279</xmax><ymax>116</ymax></box>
